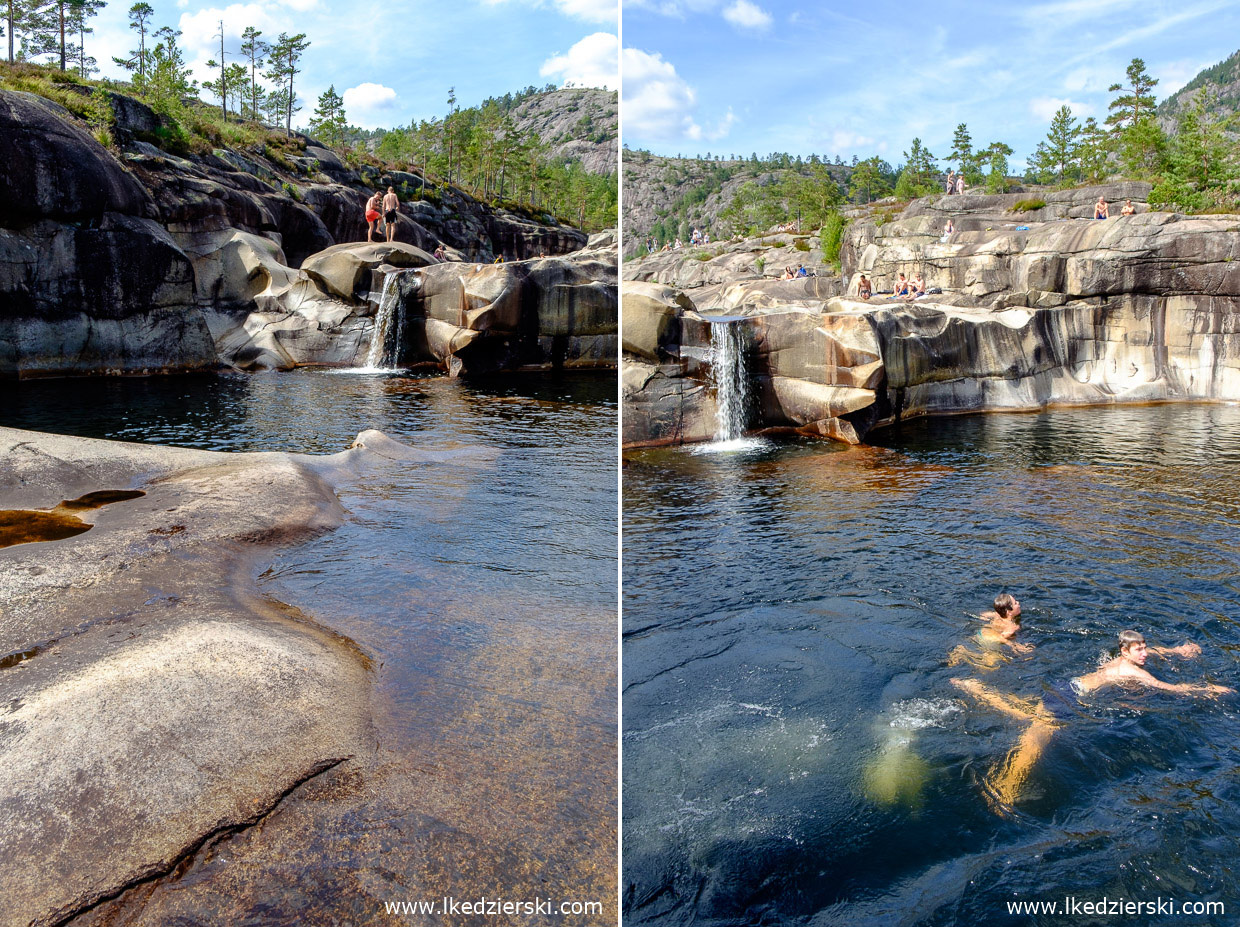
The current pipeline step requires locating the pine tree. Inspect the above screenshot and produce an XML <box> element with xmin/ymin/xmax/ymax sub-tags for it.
<box><xmin>63</xmin><ymin>0</ymin><xmax>103</xmax><ymax>76</ymax></box>
<box><xmin>239</xmin><ymin>26</ymin><xmax>267</xmax><ymax>122</ymax></box>
<box><xmin>111</xmin><ymin>1</ymin><xmax>152</xmax><ymax>85</ymax></box>
<box><xmin>1031</xmin><ymin>105</ymin><xmax>1081</xmax><ymax>186</ymax></box>
<box><xmin>1077</xmin><ymin>117</ymin><xmax>1109</xmax><ymax>183</ymax></box>
<box><xmin>144</xmin><ymin>25</ymin><xmax>194</xmax><ymax>117</ymax></box>
<box><xmin>984</xmin><ymin>141</ymin><xmax>1013</xmax><ymax>193</ymax></box>
<box><xmin>308</xmin><ymin>84</ymin><xmax>346</xmax><ymax>149</ymax></box>
<box><xmin>848</xmin><ymin>156</ymin><xmax>890</xmax><ymax>204</ymax></box>
<box><xmin>11</xmin><ymin>0</ymin><xmax>53</xmax><ymax>63</ymax></box>
<box><xmin>204</xmin><ymin>19</ymin><xmax>226</xmax><ymax>120</ymax></box>
<box><xmin>264</xmin><ymin>31</ymin><xmax>309</xmax><ymax>136</ymax></box>
<box><xmin>1106</xmin><ymin>58</ymin><xmax>1158</xmax><ymax>132</ymax></box>
<box><xmin>1150</xmin><ymin>88</ymin><xmax>1239</xmax><ymax>212</ymax></box>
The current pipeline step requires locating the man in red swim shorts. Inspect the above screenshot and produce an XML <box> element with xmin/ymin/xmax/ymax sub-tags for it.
<box><xmin>365</xmin><ymin>190</ymin><xmax>382</xmax><ymax>242</ymax></box>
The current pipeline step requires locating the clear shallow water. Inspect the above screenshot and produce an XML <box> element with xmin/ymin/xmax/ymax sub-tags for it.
<box><xmin>1</xmin><ymin>369</ymin><xmax>618</xmax><ymax>923</ymax></box>
<box><xmin>623</xmin><ymin>405</ymin><xmax>1240</xmax><ymax>927</ymax></box>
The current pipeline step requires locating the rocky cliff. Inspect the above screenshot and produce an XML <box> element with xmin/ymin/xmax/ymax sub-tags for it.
<box><xmin>511</xmin><ymin>88</ymin><xmax>618</xmax><ymax>175</ymax></box>
<box><xmin>623</xmin><ymin>184</ymin><xmax>1240</xmax><ymax>448</ymax></box>
<box><xmin>0</xmin><ymin>87</ymin><xmax>612</xmax><ymax>379</ymax></box>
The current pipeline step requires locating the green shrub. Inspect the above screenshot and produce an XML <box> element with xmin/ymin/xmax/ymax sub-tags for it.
<box><xmin>819</xmin><ymin>211</ymin><xmax>847</xmax><ymax>266</ymax></box>
<box><xmin>1012</xmin><ymin>198</ymin><xmax>1046</xmax><ymax>212</ymax></box>
<box><xmin>793</xmin><ymin>238</ymin><xmax>810</xmax><ymax>252</ymax></box>
<box><xmin>755</xmin><ymin>256</ymin><xmax>766</xmax><ymax>272</ymax></box>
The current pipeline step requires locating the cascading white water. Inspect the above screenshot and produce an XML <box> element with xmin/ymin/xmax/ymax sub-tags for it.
<box><xmin>365</xmin><ymin>273</ymin><xmax>401</xmax><ymax>369</ymax></box>
<box><xmin>709</xmin><ymin>320</ymin><xmax>751</xmax><ymax>442</ymax></box>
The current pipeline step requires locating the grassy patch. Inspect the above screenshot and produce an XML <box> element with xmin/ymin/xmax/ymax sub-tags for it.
<box><xmin>1012</xmin><ymin>198</ymin><xmax>1047</xmax><ymax>212</ymax></box>
<box><xmin>793</xmin><ymin>238</ymin><xmax>811</xmax><ymax>252</ymax></box>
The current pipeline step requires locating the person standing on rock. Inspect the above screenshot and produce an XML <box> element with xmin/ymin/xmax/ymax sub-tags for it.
<box><xmin>1094</xmin><ymin>196</ymin><xmax>1109</xmax><ymax>219</ymax></box>
<box><xmin>382</xmin><ymin>186</ymin><xmax>400</xmax><ymax>242</ymax></box>
<box><xmin>955</xmin><ymin>175</ymin><xmax>965</xmax><ymax>195</ymax></box>
<box><xmin>365</xmin><ymin>190</ymin><xmax>382</xmax><ymax>242</ymax></box>
<box><xmin>944</xmin><ymin>170</ymin><xmax>955</xmax><ymax>195</ymax></box>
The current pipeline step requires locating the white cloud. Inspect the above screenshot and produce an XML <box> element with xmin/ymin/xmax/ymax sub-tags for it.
<box><xmin>555</xmin><ymin>0</ymin><xmax>617</xmax><ymax>23</ymax></box>
<box><xmin>830</xmin><ymin>129</ymin><xmax>875</xmax><ymax>152</ymax></box>
<box><xmin>540</xmin><ymin>32</ymin><xmax>618</xmax><ymax>90</ymax></box>
<box><xmin>177</xmin><ymin>5</ymin><xmax>281</xmax><ymax>62</ymax></box>
<box><xmin>722</xmin><ymin>0</ymin><xmax>771</xmax><ymax>29</ymax></box>
<box><xmin>1029</xmin><ymin>96</ymin><xmax>1094</xmax><ymax>121</ymax></box>
<box><xmin>279</xmin><ymin>0</ymin><xmax>321</xmax><ymax>10</ymax></box>
<box><xmin>343</xmin><ymin>82</ymin><xmax>398</xmax><ymax>126</ymax></box>
<box><xmin>481</xmin><ymin>0</ymin><xmax>616</xmax><ymax>23</ymax></box>
<box><xmin>1062</xmin><ymin>64</ymin><xmax>1112</xmax><ymax>94</ymax></box>
<box><xmin>1157</xmin><ymin>58</ymin><xmax>1211</xmax><ymax>96</ymax></box>
<box><xmin>622</xmin><ymin>47</ymin><xmax>733</xmax><ymax>143</ymax></box>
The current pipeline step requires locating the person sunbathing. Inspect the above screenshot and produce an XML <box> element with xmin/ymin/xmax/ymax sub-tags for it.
<box><xmin>1094</xmin><ymin>196</ymin><xmax>1109</xmax><ymax>219</ymax></box>
<box><xmin>952</xmin><ymin>629</ymin><xmax>1231</xmax><ymax>812</ymax></box>
<box><xmin>1120</xmin><ymin>199</ymin><xmax>1136</xmax><ymax>216</ymax></box>
<box><xmin>891</xmin><ymin>273</ymin><xmax>910</xmax><ymax>297</ymax></box>
<box><xmin>901</xmin><ymin>272</ymin><xmax>925</xmax><ymax>300</ymax></box>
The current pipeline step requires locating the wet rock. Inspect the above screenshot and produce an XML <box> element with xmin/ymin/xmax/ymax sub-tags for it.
<box><xmin>0</xmin><ymin>426</ymin><xmax>379</xmax><ymax>927</ymax></box>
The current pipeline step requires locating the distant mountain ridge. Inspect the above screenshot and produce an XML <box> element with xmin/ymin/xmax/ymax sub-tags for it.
<box><xmin>1158</xmin><ymin>48</ymin><xmax>1240</xmax><ymax>127</ymax></box>
<box><xmin>622</xmin><ymin>150</ymin><xmax>855</xmax><ymax>256</ymax></box>
<box><xmin>509</xmin><ymin>88</ymin><xmax>617</xmax><ymax>176</ymax></box>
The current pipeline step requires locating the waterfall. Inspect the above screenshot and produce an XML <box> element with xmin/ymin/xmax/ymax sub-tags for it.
<box><xmin>709</xmin><ymin>320</ymin><xmax>752</xmax><ymax>442</ymax></box>
<box><xmin>365</xmin><ymin>273</ymin><xmax>401</xmax><ymax>369</ymax></box>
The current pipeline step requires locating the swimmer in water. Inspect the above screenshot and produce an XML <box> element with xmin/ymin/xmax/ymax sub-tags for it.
<box><xmin>951</xmin><ymin>629</ymin><xmax>1230</xmax><ymax>812</ymax></box>
<box><xmin>948</xmin><ymin>592</ymin><xmax>1032</xmax><ymax>670</ymax></box>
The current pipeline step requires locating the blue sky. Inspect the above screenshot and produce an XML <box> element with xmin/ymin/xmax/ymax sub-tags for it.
<box><xmin>83</xmin><ymin>0</ymin><xmax>616</xmax><ymax>129</ymax></box>
<box><xmin>622</xmin><ymin>0</ymin><xmax>1240</xmax><ymax>169</ymax></box>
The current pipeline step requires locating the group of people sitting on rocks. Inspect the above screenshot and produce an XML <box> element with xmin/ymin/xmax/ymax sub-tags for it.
<box><xmin>1094</xmin><ymin>196</ymin><xmax>1137</xmax><ymax>219</ymax></box>
<box><xmin>689</xmin><ymin>227</ymin><xmax>710</xmax><ymax>246</ymax></box>
<box><xmin>948</xmin><ymin>591</ymin><xmax>1231</xmax><ymax>811</ymax></box>
<box><xmin>780</xmin><ymin>265</ymin><xmax>812</xmax><ymax>279</ymax></box>
<box><xmin>889</xmin><ymin>271</ymin><xmax>927</xmax><ymax>300</ymax></box>
<box><xmin>943</xmin><ymin>170</ymin><xmax>966</xmax><ymax>195</ymax></box>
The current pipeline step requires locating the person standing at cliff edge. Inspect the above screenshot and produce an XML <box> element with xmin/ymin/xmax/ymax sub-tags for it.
<box><xmin>382</xmin><ymin>186</ymin><xmax>400</xmax><ymax>242</ymax></box>
<box><xmin>365</xmin><ymin>190</ymin><xmax>382</xmax><ymax>242</ymax></box>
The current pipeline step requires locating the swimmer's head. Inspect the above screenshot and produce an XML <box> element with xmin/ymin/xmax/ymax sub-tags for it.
<box><xmin>1118</xmin><ymin>629</ymin><xmax>1148</xmax><ymax>664</ymax></box>
<box><xmin>994</xmin><ymin>593</ymin><xmax>1021</xmax><ymax>622</ymax></box>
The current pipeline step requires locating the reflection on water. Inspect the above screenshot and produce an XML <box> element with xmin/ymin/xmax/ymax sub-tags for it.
<box><xmin>624</xmin><ymin>404</ymin><xmax>1240</xmax><ymax>927</ymax></box>
<box><xmin>1</xmin><ymin>369</ymin><xmax>617</xmax><ymax>924</ymax></box>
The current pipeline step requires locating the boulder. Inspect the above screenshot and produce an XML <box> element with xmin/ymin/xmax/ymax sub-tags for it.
<box><xmin>301</xmin><ymin>241</ymin><xmax>436</xmax><ymax>302</ymax></box>
<box><xmin>0</xmin><ymin>90</ymin><xmax>155</xmax><ymax>223</ymax></box>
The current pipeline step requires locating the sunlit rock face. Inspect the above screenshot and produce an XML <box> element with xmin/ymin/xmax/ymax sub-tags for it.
<box><xmin>623</xmin><ymin>185</ymin><xmax>1240</xmax><ymax>447</ymax></box>
<box><xmin>213</xmin><ymin>237</ymin><xmax>618</xmax><ymax>375</ymax></box>
<box><xmin>0</xmin><ymin>88</ymin><xmax>598</xmax><ymax>379</ymax></box>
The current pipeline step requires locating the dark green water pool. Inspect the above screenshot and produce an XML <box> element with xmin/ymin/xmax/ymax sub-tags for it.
<box><xmin>623</xmin><ymin>404</ymin><xmax>1240</xmax><ymax>927</ymax></box>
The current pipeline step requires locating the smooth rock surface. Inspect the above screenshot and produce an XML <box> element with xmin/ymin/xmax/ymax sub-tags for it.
<box><xmin>0</xmin><ymin>427</ymin><xmax>378</xmax><ymax>927</ymax></box>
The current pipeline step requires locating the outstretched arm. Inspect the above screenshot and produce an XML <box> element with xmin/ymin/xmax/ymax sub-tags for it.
<box><xmin>1149</xmin><ymin>642</ymin><xmax>1201</xmax><ymax>658</ymax></box>
<box><xmin>1134</xmin><ymin>666</ymin><xmax>1232</xmax><ymax>696</ymax></box>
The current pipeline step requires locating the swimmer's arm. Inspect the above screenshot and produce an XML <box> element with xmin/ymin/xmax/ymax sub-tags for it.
<box><xmin>1149</xmin><ymin>642</ymin><xmax>1201</xmax><ymax>659</ymax></box>
<box><xmin>1005</xmin><ymin>640</ymin><xmax>1034</xmax><ymax>654</ymax></box>
<box><xmin>1138</xmin><ymin>671</ymin><xmax>1233</xmax><ymax>697</ymax></box>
